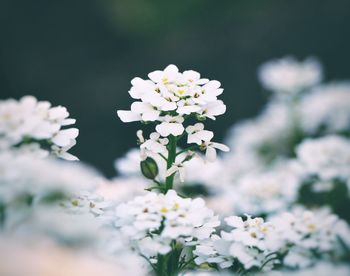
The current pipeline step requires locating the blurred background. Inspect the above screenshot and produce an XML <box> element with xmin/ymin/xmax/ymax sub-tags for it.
<box><xmin>1</xmin><ymin>0</ymin><xmax>350</xmax><ymax>177</ymax></box>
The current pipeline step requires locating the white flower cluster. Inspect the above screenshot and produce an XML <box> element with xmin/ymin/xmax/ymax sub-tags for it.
<box><xmin>299</xmin><ymin>82</ymin><xmax>350</xmax><ymax>134</ymax></box>
<box><xmin>230</xmin><ymin>162</ymin><xmax>302</xmax><ymax>215</ymax></box>
<box><xmin>268</xmin><ymin>208</ymin><xmax>350</xmax><ymax>269</ymax></box>
<box><xmin>268</xmin><ymin>262</ymin><xmax>350</xmax><ymax>276</ymax></box>
<box><xmin>0</xmin><ymin>96</ymin><xmax>79</xmax><ymax>160</ymax></box>
<box><xmin>258</xmin><ymin>56</ymin><xmax>323</xmax><ymax>95</ymax></box>
<box><xmin>0</xmin><ymin>149</ymin><xmax>146</xmax><ymax>275</ymax></box>
<box><xmin>194</xmin><ymin>215</ymin><xmax>276</xmax><ymax>270</ymax></box>
<box><xmin>225</xmin><ymin>101</ymin><xmax>294</xmax><ymax>166</ymax></box>
<box><xmin>296</xmin><ymin>136</ymin><xmax>350</xmax><ymax>182</ymax></box>
<box><xmin>117</xmin><ymin>65</ymin><xmax>229</xmax><ymax>164</ymax></box>
<box><xmin>0</xmin><ymin>238</ymin><xmax>144</xmax><ymax>276</ymax></box>
<box><xmin>114</xmin><ymin>190</ymin><xmax>219</xmax><ymax>262</ymax></box>
<box><xmin>194</xmin><ymin>208</ymin><xmax>350</xmax><ymax>272</ymax></box>
<box><xmin>0</xmin><ymin>150</ymin><xmax>97</xmax><ymax>208</ymax></box>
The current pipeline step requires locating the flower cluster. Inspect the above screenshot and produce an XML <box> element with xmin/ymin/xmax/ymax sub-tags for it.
<box><xmin>296</xmin><ymin>136</ymin><xmax>350</xmax><ymax>183</ymax></box>
<box><xmin>229</xmin><ymin>162</ymin><xmax>302</xmax><ymax>215</ymax></box>
<box><xmin>194</xmin><ymin>215</ymin><xmax>277</xmax><ymax>271</ymax></box>
<box><xmin>117</xmin><ymin>64</ymin><xmax>226</xmax><ymax>125</ymax></box>
<box><xmin>299</xmin><ymin>82</ymin><xmax>350</xmax><ymax>135</ymax></box>
<box><xmin>114</xmin><ymin>190</ymin><xmax>220</xmax><ymax>264</ymax></box>
<box><xmin>258</xmin><ymin>56</ymin><xmax>323</xmax><ymax>96</ymax></box>
<box><xmin>117</xmin><ymin>65</ymin><xmax>229</xmax><ymax>191</ymax></box>
<box><xmin>0</xmin><ymin>150</ymin><xmax>96</xmax><ymax>209</ymax></box>
<box><xmin>194</xmin><ymin>208</ymin><xmax>350</xmax><ymax>273</ymax></box>
<box><xmin>0</xmin><ymin>96</ymin><xmax>79</xmax><ymax>160</ymax></box>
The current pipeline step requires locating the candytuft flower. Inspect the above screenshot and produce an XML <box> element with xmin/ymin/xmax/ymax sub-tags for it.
<box><xmin>117</xmin><ymin>65</ymin><xmax>229</xmax><ymax>187</ymax></box>
<box><xmin>0</xmin><ymin>96</ymin><xmax>79</xmax><ymax>160</ymax></box>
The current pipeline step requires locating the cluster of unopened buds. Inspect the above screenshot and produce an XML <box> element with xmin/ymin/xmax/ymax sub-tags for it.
<box><xmin>117</xmin><ymin>64</ymin><xmax>229</xmax><ymax>191</ymax></box>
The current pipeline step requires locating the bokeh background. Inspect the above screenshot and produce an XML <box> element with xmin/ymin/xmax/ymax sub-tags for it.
<box><xmin>1</xmin><ymin>0</ymin><xmax>350</xmax><ymax>176</ymax></box>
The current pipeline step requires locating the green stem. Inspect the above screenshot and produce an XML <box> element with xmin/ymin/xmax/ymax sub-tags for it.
<box><xmin>165</xmin><ymin>135</ymin><xmax>177</xmax><ymax>192</ymax></box>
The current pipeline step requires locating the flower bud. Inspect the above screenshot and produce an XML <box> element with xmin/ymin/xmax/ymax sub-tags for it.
<box><xmin>140</xmin><ymin>157</ymin><xmax>159</xmax><ymax>180</ymax></box>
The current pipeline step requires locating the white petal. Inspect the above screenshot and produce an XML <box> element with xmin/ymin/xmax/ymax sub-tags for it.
<box><xmin>176</xmin><ymin>105</ymin><xmax>201</xmax><ymax>115</ymax></box>
<box><xmin>202</xmin><ymin>100</ymin><xmax>226</xmax><ymax>118</ymax></box>
<box><xmin>212</xmin><ymin>142</ymin><xmax>230</xmax><ymax>152</ymax></box>
<box><xmin>206</xmin><ymin>146</ymin><xmax>217</xmax><ymax>162</ymax></box>
<box><xmin>204</xmin><ymin>80</ymin><xmax>221</xmax><ymax>90</ymax></box>
<box><xmin>52</xmin><ymin>128</ymin><xmax>79</xmax><ymax>147</ymax></box>
<box><xmin>57</xmin><ymin>151</ymin><xmax>79</xmax><ymax>161</ymax></box>
<box><xmin>179</xmin><ymin>167</ymin><xmax>186</xmax><ymax>182</ymax></box>
<box><xmin>148</xmin><ymin>70</ymin><xmax>163</xmax><ymax>83</ymax></box>
<box><xmin>156</xmin><ymin>122</ymin><xmax>184</xmax><ymax>137</ymax></box>
<box><xmin>61</xmin><ymin>118</ymin><xmax>76</xmax><ymax>126</ymax></box>
<box><xmin>183</xmin><ymin>70</ymin><xmax>200</xmax><ymax>81</ymax></box>
<box><xmin>131</xmin><ymin>102</ymin><xmax>153</xmax><ymax>113</ymax></box>
<box><xmin>142</xmin><ymin>110</ymin><xmax>160</xmax><ymax>121</ymax></box>
<box><xmin>117</xmin><ymin>110</ymin><xmax>141</xmax><ymax>122</ymax></box>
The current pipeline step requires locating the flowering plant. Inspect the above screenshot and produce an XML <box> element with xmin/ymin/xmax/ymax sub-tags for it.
<box><xmin>117</xmin><ymin>64</ymin><xmax>229</xmax><ymax>193</ymax></box>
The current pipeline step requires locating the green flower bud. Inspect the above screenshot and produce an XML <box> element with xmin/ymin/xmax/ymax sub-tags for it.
<box><xmin>140</xmin><ymin>157</ymin><xmax>159</xmax><ymax>180</ymax></box>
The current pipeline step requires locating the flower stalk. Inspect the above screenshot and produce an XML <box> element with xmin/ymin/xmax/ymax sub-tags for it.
<box><xmin>165</xmin><ymin>135</ymin><xmax>177</xmax><ymax>192</ymax></box>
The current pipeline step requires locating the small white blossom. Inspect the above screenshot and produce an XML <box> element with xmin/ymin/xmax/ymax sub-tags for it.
<box><xmin>201</xmin><ymin>140</ymin><xmax>230</xmax><ymax>162</ymax></box>
<box><xmin>166</xmin><ymin>162</ymin><xmax>186</xmax><ymax>182</ymax></box>
<box><xmin>186</xmin><ymin>123</ymin><xmax>214</xmax><ymax>145</ymax></box>
<box><xmin>140</xmin><ymin>132</ymin><xmax>169</xmax><ymax>156</ymax></box>
<box><xmin>155</xmin><ymin>115</ymin><xmax>185</xmax><ymax>137</ymax></box>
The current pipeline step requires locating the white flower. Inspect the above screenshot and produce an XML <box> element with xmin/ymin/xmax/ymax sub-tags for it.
<box><xmin>195</xmin><ymin>208</ymin><xmax>350</xmax><ymax>271</ymax></box>
<box><xmin>181</xmin><ymin>70</ymin><xmax>209</xmax><ymax>85</ymax></box>
<box><xmin>166</xmin><ymin>162</ymin><xmax>186</xmax><ymax>182</ymax></box>
<box><xmin>52</xmin><ymin>128</ymin><xmax>79</xmax><ymax>147</ymax></box>
<box><xmin>299</xmin><ymin>82</ymin><xmax>350</xmax><ymax>134</ymax></box>
<box><xmin>199</xmin><ymin>100</ymin><xmax>226</xmax><ymax>120</ymax></box>
<box><xmin>117</xmin><ymin>64</ymin><xmax>226</xmax><ymax>135</ymax></box>
<box><xmin>192</xmin><ymin>81</ymin><xmax>223</xmax><ymax>105</ymax></box>
<box><xmin>230</xmin><ymin>162</ymin><xmax>302</xmax><ymax>215</ymax></box>
<box><xmin>296</xmin><ymin>135</ymin><xmax>350</xmax><ymax>181</ymax></box>
<box><xmin>266</xmin><ymin>207</ymin><xmax>350</xmax><ymax>269</ymax></box>
<box><xmin>176</xmin><ymin>99</ymin><xmax>201</xmax><ymax>115</ymax></box>
<box><xmin>225</xmin><ymin>100</ymin><xmax>294</xmax><ymax>166</ymax></box>
<box><xmin>194</xmin><ymin>215</ymin><xmax>275</xmax><ymax>270</ymax></box>
<box><xmin>0</xmin><ymin>95</ymin><xmax>79</xmax><ymax>160</ymax></box>
<box><xmin>141</xmin><ymin>132</ymin><xmax>169</xmax><ymax>155</ymax></box>
<box><xmin>51</xmin><ymin>139</ymin><xmax>79</xmax><ymax>161</ymax></box>
<box><xmin>201</xmin><ymin>140</ymin><xmax>230</xmax><ymax>162</ymax></box>
<box><xmin>114</xmin><ymin>190</ymin><xmax>219</xmax><ymax>260</ymax></box>
<box><xmin>258</xmin><ymin>56</ymin><xmax>323</xmax><ymax>95</ymax></box>
<box><xmin>117</xmin><ymin>102</ymin><xmax>160</xmax><ymax>123</ymax></box>
<box><xmin>155</xmin><ymin>115</ymin><xmax>184</xmax><ymax>137</ymax></box>
<box><xmin>148</xmin><ymin>64</ymin><xmax>181</xmax><ymax>84</ymax></box>
<box><xmin>186</xmin><ymin>123</ymin><xmax>213</xmax><ymax>145</ymax></box>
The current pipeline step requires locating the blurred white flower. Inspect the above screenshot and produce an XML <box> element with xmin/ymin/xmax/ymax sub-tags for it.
<box><xmin>0</xmin><ymin>238</ymin><xmax>145</xmax><ymax>276</ymax></box>
<box><xmin>296</xmin><ymin>135</ymin><xmax>350</xmax><ymax>181</ymax></box>
<box><xmin>299</xmin><ymin>82</ymin><xmax>350</xmax><ymax>134</ymax></box>
<box><xmin>0</xmin><ymin>95</ymin><xmax>79</xmax><ymax>160</ymax></box>
<box><xmin>258</xmin><ymin>56</ymin><xmax>322</xmax><ymax>95</ymax></box>
<box><xmin>230</xmin><ymin>162</ymin><xmax>302</xmax><ymax>215</ymax></box>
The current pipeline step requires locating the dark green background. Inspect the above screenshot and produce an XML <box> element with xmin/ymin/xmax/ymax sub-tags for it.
<box><xmin>1</xmin><ymin>0</ymin><xmax>349</xmax><ymax>176</ymax></box>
